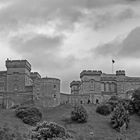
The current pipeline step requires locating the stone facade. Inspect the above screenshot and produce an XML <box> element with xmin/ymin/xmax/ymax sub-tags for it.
<box><xmin>61</xmin><ymin>70</ymin><xmax>140</xmax><ymax>105</ymax></box>
<box><xmin>33</xmin><ymin>77</ymin><xmax>60</xmax><ymax>107</ymax></box>
<box><xmin>1</xmin><ymin>59</ymin><xmax>139</xmax><ymax>108</ymax></box>
<box><xmin>0</xmin><ymin>59</ymin><xmax>60</xmax><ymax>108</ymax></box>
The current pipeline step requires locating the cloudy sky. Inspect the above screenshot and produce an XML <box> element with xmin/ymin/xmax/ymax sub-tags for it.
<box><xmin>0</xmin><ymin>0</ymin><xmax>140</xmax><ymax>93</ymax></box>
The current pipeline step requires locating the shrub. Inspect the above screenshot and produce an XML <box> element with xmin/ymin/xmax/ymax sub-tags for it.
<box><xmin>132</xmin><ymin>89</ymin><xmax>140</xmax><ymax>115</ymax></box>
<box><xmin>71</xmin><ymin>105</ymin><xmax>88</xmax><ymax>123</ymax></box>
<box><xmin>119</xmin><ymin>99</ymin><xmax>135</xmax><ymax>115</ymax></box>
<box><xmin>108</xmin><ymin>96</ymin><xmax>135</xmax><ymax>115</ymax></box>
<box><xmin>96</xmin><ymin>104</ymin><xmax>112</xmax><ymax>116</ymax></box>
<box><xmin>107</xmin><ymin>95</ymin><xmax>120</xmax><ymax>109</ymax></box>
<box><xmin>15</xmin><ymin>106</ymin><xmax>42</xmax><ymax>126</ymax></box>
<box><xmin>10</xmin><ymin>104</ymin><xmax>20</xmax><ymax>110</ymax></box>
<box><xmin>110</xmin><ymin>103</ymin><xmax>130</xmax><ymax>132</ymax></box>
<box><xmin>109</xmin><ymin>95</ymin><xmax>120</xmax><ymax>101</ymax></box>
<box><xmin>31</xmin><ymin>121</ymin><xmax>71</xmax><ymax>140</ymax></box>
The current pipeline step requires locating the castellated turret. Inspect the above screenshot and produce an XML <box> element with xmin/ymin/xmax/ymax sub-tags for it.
<box><xmin>6</xmin><ymin>59</ymin><xmax>31</xmax><ymax>72</ymax></box>
<box><xmin>6</xmin><ymin>59</ymin><xmax>32</xmax><ymax>92</ymax></box>
<box><xmin>70</xmin><ymin>81</ymin><xmax>81</xmax><ymax>87</ymax></box>
<box><xmin>70</xmin><ymin>81</ymin><xmax>81</xmax><ymax>95</ymax></box>
<box><xmin>80</xmin><ymin>70</ymin><xmax>102</xmax><ymax>78</ymax></box>
<box><xmin>116</xmin><ymin>70</ymin><xmax>125</xmax><ymax>76</ymax></box>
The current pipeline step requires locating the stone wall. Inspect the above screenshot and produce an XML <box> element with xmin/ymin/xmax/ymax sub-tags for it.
<box><xmin>33</xmin><ymin>77</ymin><xmax>60</xmax><ymax>107</ymax></box>
<box><xmin>1</xmin><ymin>91</ymin><xmax>33</xmax><ymax>108</ymax></box>
<box><xmin>0</xmin><ymin>71</ymin><xmax>7</xmax><ymax>92</ymax></box>
<box><xmin>60</xmin><ymin>93</ymin><xmax>104</xmax><ymax>105</ymax></box>
<box><xmin>70</xmin><ymin>70</ymin><xmax>140</xmax><ymax>104</ymax></box>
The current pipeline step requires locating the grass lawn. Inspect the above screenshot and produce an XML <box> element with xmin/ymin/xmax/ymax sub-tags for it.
<box><xmin>0</xmin><ymin>104</ymin><xmax>140</xmax><ymax>140</ymax></box>
<box><xmin>42</xmin><ymin>104</ymin><xmax>140</xmax><ymax>140</ymax></box>
<box><xmin>0</xmin><ymin>109</ymin><xmax>30</xmax><ymax>135</ymax></box>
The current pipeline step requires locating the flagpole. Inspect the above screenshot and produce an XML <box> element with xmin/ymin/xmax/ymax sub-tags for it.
<box><xmin>112</xmin><ymin>60</ymin><xmax>115</xmax><ymax>74</ymax></box>
<box><xmin>112</xmin><ymin>61</ymin><xmax>114</xmax><ymax>74</ymax></box>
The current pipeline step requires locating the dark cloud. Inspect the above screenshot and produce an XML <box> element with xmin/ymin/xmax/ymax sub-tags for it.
<box><xmin>0</xmin><ymin>0</ymin><xmax>139</xmax><ymax>33</ymax></box>
<box><xmin>95</xmin><ymin>27</ymin><xmax>140</xmax><ymax>58</ymax></box>
<box><xmin>94</xmin><ymin>40</ymin><xmax>122</xmax><ymax>57</ymax></box>
<box><xmin>10</xmin><ymin>34</ymin><xmax>64</xmax><ymax>54</ymax></box>
<box><xmin>9</xmin><ymin>32</ymin><xmax>78</xmax><ymax>75</ymax></box>
<box><xmin>117</xmin><ymin>8</ymin><xmax>135</xmax><ymax>20</ymax></box>
<box><xmin>118</xmin><ymin>27</ymin><xmax>140</xmax><ymax>57</ymax></box>
<box><xmin>93</xmin><ymin>8</ymin><xmax>135</xmax><ymax>30</ymax></box>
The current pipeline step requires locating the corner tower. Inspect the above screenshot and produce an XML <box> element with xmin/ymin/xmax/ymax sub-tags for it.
<box><xmin>6</xmin><ymin>59</ymin><xmax>32</xmax><ymax>92</ymax></box>
<box><xmin>80</xmin><ymin>70</ymin><xmax>102</xmax><ymax>94</ymax></box>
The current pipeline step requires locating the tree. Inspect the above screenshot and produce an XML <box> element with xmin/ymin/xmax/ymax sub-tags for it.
<box><xmin>110</xmin><ymin>103</ymin><xmax>130</xmax><ymax>132</ymax></box>
<box><xmin>132</xmin><ymin>89</ymin><xmax>140</xmax><ymax>114</ymax></box>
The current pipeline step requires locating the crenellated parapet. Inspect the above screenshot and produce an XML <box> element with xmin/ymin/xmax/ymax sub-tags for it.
<box><xmin>116</xmin><ymin>70</ymin><xmax>125</xmax><ymax>76</ymax></box>
<box><xmin>30</xmin><ymin>72</ymin><xmax>41</xmax><ymax>80</ymax></box>
<box><xmin>6</xmin><ymin>59</ymin><xmax>31</xmax><ymax>71</ymax></box>
<box><xmin>70</xmin><ymin>81</ymin><xmax>81</xmax><ymax>87</ymax></box>
<box><xmin>80</xmin><ymin>70</ymin><xmax>102</xmax><ymax>78</ymax></box>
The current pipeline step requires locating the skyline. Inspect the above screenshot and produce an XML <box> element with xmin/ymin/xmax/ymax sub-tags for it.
<box><xmin>0</xmin><ymin>0</ymin><xmax>140</xmax><ymax>92</ymax></box>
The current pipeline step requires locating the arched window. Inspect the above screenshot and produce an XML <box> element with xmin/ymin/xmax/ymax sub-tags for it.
<box><xmin>105</xmin><ymin>83</ymin><xmax>109</xmax><ymax>92</ymax></box>
<box><xmin>14</xmin><ymin>84</ymin><xmax>18</xmax><ymax>91</ymax></box>
<box><xmin>90</xmin><ymin>80</ymin><xmax>95</xmax><ymax>91</ymax></box>
<box><xmin>101</xmin><ymin>83</ymin><xmax>105</xmax><ymax>91</ymax></box>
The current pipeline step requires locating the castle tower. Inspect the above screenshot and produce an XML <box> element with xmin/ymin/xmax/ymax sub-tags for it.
<box><xmin>6</xmin><ymin>59</ymin><xmax>32</xmax><ymax>92</ymax></box>
<box><xmin>80</xmin><ymin>70</ymin><xmax>102</xmax><ymax>94</ymax></box>
<box><xmin>33</xmin><ymin>77</ymin><xmax>60</xmax><ymax>107</ymax></box>
<box><xmin>70</xmin><ymin>81</ymin><xmax>81</xmax><ymax>95</ymax></box>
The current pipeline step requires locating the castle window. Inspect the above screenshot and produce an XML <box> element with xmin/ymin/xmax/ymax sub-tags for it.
<box><xmin>105</xmin><ymin>83</ymin><xmax>109</xmax><ymax>92</ymax></box>
<box><xmin>90</xmin><ymin>80</ymin><xmax>95</xmax><ymax>91</ymax></box>
<box><xmin>0</xmin><ymin>82</ymin><xmax>4</xmax><ymax>91</ymax></box>
<box><xmin>14</xmin><ymin>84</ymin><xmax>18</xmax><ymax>91</ymax></box>
<box><xmin>54</xmin><ymin>85</ymin><xmax>56</xmax><ymax>88</ymax></box>
<box><xmin>101</xmin><ymin>83</ymin><xmax>105</xmax><ymax>91</ymax></box>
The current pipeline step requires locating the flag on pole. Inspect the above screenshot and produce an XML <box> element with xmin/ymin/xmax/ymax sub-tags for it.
<box><xmin>112</xmin><ymin>59</ymin><xmax>115</xmax><ymax>64</ymax></box>
<box><xmin>112</xmin><ymin>59</ymin><xmax>115</xmax><ymax>74</ymax></box>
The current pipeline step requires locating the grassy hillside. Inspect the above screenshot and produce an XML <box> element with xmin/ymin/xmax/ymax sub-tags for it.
<box><xmin>0</xmin><ymin>109</ymin><xmax>30</xmax><ymax>134</ymax></box>
<box><xmin>42</xmin><ymin>104</ymin><xmax>140</xmax><ymax>140</ymax></box>
<box><xmin>0</xmin><ymin>104</ymin><xmax>140</xmax><ymax>140</ymax></box>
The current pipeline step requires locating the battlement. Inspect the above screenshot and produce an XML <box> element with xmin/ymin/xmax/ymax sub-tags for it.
<box><xmin>80</xmin><ymin>70</ymin><xmax>102</xmax><ymax>78</ymax></box>
<box><xmin>30</xmin><ymin>72</ymin><xmax>41</xmax><ymax>80</ymax></box>
<box><xmin>70</xmin><ymin>81</ymin><xmax>81</xmax><ymax>87</ymax></box>
<box><xmin>116</xmin><ymin>70</ymin><xmax>125</xmax><ymax>76</ymax></box>
<box><xmin>41</xmin><ymin>77</ymin><xmax>60</xmax><ymax>82</ymax></box>
<box><xmin>6</xmin><ymin>59</ymin><xmax>31</xmax><ymax>71</ymax></box>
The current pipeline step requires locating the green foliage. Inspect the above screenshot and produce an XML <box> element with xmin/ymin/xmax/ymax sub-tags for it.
<box><xmin>132</xmin><ymin>89</ymin><xmax>140</xmax><ymax>115</ymax></box>
<box><xmin>107</xmin><ymin>96</ymin><xmax>120</xmax><ymax>109</ymax></box>
<box><xmin>71</xmin><ymin>105</ymin><xmax>88</xmax><ymax>123</ymax></box>
<box><xmin>120</xmin><ymin>99</ymin><xmax>135</xmax><ymax>115</ymax></box>
<box><xmin>107</xmin><ymin>96</ymin><xmax>135</xmax><ymax>115</ymax></box>
<box><xmin>96</xmin><ymin>104</ymin><xmax>112</xmax><ymax>116</ymax></box>
<box><xmin>31</xmin><ymin>121</ymin><xmax>71</xmax><ymax>140</ymax></box>
<box><xmin>110</xmin><ymin>104</ymin><xmax>130</xmax><ymax>132</ymax></box>
<box><xmin>15</xmin><ymin>106</ymin><xmax>42</xmax><ymax>126</ymax></box>
<box><xmin>109</xmin><ymin>95</ymin><xmax>120</xmax><ymax>101</ymax></box>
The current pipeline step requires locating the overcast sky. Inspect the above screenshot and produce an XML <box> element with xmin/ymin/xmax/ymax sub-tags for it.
<box><xmin>0</xmin><ymin>0</ymin><xmax>140</xmax><ymax>93</ymax></box>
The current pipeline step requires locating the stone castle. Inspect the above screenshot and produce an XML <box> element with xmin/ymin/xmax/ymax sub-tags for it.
<box><xmin>61</xmin><ymin>70</ymin><xmax>140</xmax><ymax>104</ymax></box>
<box><xmin>0</xmin><ymin>59</ymin><xmax>60</xmax><ymax>108</ymax></box>
<box><xmin>0</xmin><ymin>59</ymin><xmax>140</xmax><ymax>108</ymax></box>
